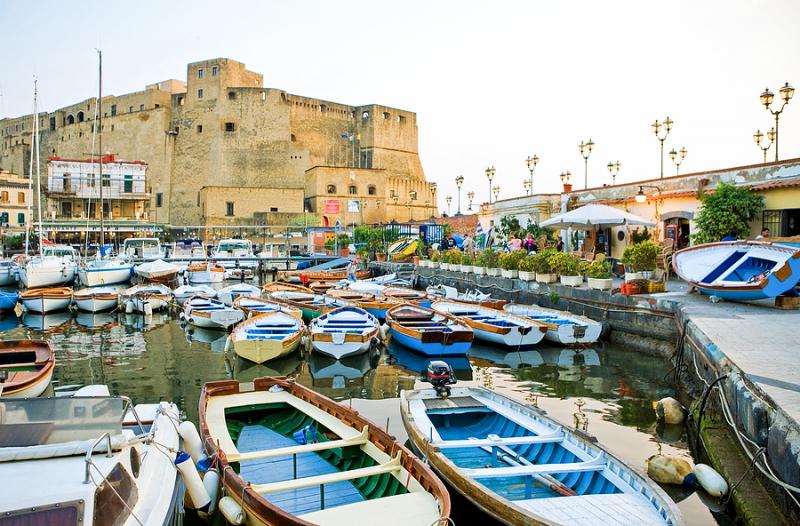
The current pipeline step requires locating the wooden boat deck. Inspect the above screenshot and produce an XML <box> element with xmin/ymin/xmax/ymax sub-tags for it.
<box><xmin>424</xmin><ymin>396</ymin><xmax>485</xmax><ymax>411</ymax></box>
<box><xmin>515</xmin><ymin>493</ymin><xmax>668</xmax><ymax>525</ymax></box>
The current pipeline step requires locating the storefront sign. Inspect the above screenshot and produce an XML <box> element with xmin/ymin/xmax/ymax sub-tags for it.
<box><xmin>324</xmin><ymin>200</ymin><xmax>340</xmax><ymax>214</ymax></box>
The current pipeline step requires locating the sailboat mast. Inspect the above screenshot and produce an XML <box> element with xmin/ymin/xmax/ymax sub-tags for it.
<box><xmin>33</xmin><ymin>80</ymin><xmax>43</xmax><ymax>256</ymax></box>
<box><xmin>98</xmin><ymin>49</ymin><xmax>105</xmax><ymax>250</ymax></box>
<box><xmin>24</xmin><ymin>79</ymin><xmax>36</xmax><ymax>256</ymax></box>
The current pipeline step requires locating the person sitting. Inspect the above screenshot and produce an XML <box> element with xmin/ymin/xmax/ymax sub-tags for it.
<box><xmin>755</xmin><ymin>227</ymin><xmax>770</xmax><ymax>241</ymax></box>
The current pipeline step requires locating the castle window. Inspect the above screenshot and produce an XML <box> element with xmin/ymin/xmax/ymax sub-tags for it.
<box><xmin>77</xmin><ymin>112</ymin><xmax>85</xmax><ymax>122</ymax></box>
<box><xmin>397</xmin><ymin>115</ymin><xmax>406</xmax><ymax>124</ymax></box>
<box><xmin>362</xmin><ymin>111</ymin><xmax>369</xmax><ymax>119</ymax></box>
<box><xmin>348</xmin><ymin>185</ymin><xmax>357</xmax><ymax>195</ymax></box>
<box><xmin>1</xmin><ymin>191</ymin><xmax>8</xmax><ymax>202</ymax></box>
<box><xmin>156</xmin><ymin>193</ymin><xmax>163</xmax><ymax>208</ymax></box>
<box><xmin>270</xmin><ymin>207</ymin><xmax>278</xmax><ymax>212</ymax></box>
<box><xmin>129</xmin><ymin>106</ymin><xmax>134</xmax><ymax>113</ymax></box>
<box><xmin>48</xmin><ymin>117</ymin><xmax>56</xmax><ymax>131</ymax></box>
<box><xmin>228</xmin><ymin>91</ymin><xmax>236</xmax><ymax>100</ymax></box>
<box><xmin>140</xmin><ymin>104</ymin><xmax>145</xmax><ymax>111</ymax></box>
<box><xmin>67</xmin><ymin>115</ymin><xmax>75</xmax><ymax>125</ymax></box>
<box><xmin>320</xmin><ymin>104</ymin><xmax>327</xmax><ymax>112</ymax></box>
<box><xmin>225</xmin><ymin>122</ymin><xmax>235</xmax><ymax>132</ymax></box>
<box><xmin>111</xmin><ymin>105</ymin><xmax>117</xmax><ymax>116</ymax></box>
<box><xmin>382</xmin><ymin>112</ymin><xmax>390</xmax><ymax>120</ymax></box>
<box><xmin>212</xmin><ymin>66</ymin><xmax>219</xmax><ymax>76</ymax></box>
<box><xmin>327</xmin><ymin>185</ymin><xmax>336</xmax><ymax>194</ymax></box>
<box><xmin>368</xmin><ymin>185</ymin><xmax>376</xmax><ymax>195</ymax></box>
<box><xmin>18</xmin><ymin>192</ymin><xmax>25</xmax><ymax>204</ymax></box>
<box><xmin>197</xmin><ymin>125</ymin><xmax>203</xmax><ymax>133</ymax></box>
<box><xmin>178</xmin><ymin>96</ymin><xmax>184</xmax><ymax>106</ymax></box>
<box><xmin>226</xmin><ymin>202</ymin><xmax>234</xmax><ymax>216</ymax></box>
<box><xmin>197</xmin><ymin>89</ymin><xmax>204</xmax><ymax>99</ymax></box>
<box><xmin>155</xmin><ymin>103</ymin><xmax>160</xmax><ymax>109</ymax></box>
<box><xmin>290</xmin><ymin>134</ymin><xmax>296</xmax><ymax>142</ymax></box>
<box><xmin>198</xmin><ymin>68</ymin><xmax>204</xmax><ymax>79</ymax></box>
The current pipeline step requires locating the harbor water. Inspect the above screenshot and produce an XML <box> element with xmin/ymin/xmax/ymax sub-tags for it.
<box><xmin>0</xmin><ymin>300</ymin><xmax>727</xmax><ymax>525</ymax></box>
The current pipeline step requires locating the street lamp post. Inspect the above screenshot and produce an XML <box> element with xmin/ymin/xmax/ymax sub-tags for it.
<box><xmin>445</xmin><ymin>195</ymin><xmax>452</xmax><ymax>216</ymax></box>
<box><xmin>525</xmin><ymin>154</ymin><xmax>538</xmax><ymax>194</ymax></box>
<box><xmin>754</xmin><ymin>128</ymin><xmax>776</xmax><ymax>163</ymax></box>
<box><xmin>485</xmin><ymin>166</ymin><xmax>496</xmax><ymax>203</ymax></box>
<box><xmin>455</xmin><ymin>175</ymin><xmax>464</xmax><ymax>215</ymax></box>
<box><xmin>408</xmin><ymin>191</ymin><xmax>417</xmax><ymax>222</ymax></box>
<box><xmin>607</xmin><ymin>161</ymin><xmax>621</xmax><ymax>185</ymax></box>
<box><xmin>578</xmin><ymin>140</ymin><xmax>594</xmax><ymax>189</ymax></box>
<box><xmin>523</xmin><ymin>180</ymin><xmax>532</xmax><ymax>195</ymax></box>
<box><xmin>760</xmin><ymin>82</ymin><xmax>794</xmax><ymax>161</ymax></box>
<box><xmin>652</xmin><ymin>116</ymin><xmax>673</xmax><ymax>178</ymax></box>
<box><xmin>559</xmin><ymin>171</ymin><xmax>571</xmax><ymax>190</ymax></box>
<box><xmin>467</xmin><ymin>191</ymin><xmax>475</xmax><ymax>211</ymax></box>
<box><xmin>669</xmin><ymin>147</ymin><xmax>687</xmax><ymax>175</ymax></box>
<box><xmin>635</xmin><ymin>184</ymin><xmax>664</xmax><ymax>237</ymax></box>
<box><xmin>492</xmin><ymin>185</ymin><xmax>500</xmax><ymax>201</ymax></box>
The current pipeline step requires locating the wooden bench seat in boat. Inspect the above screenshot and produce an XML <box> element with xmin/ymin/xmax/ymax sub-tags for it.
<box><xmin>298</xmin><ymin>491</ymin><xmax>440</xmax><ymax>526</ymax></box>
<box><xmin>514</xmin><ymin>494</ymin><xmax>667</xmax><ymax>525</ymax></box>
<box><xmin>434</xmin><ymin>429</ymin><xmax>563</xmax><ymax>449</ymax></box>
<box><xmin>252</xmin><ymin>453</ymin><xmax>402</xmax><ymax>494</ymax></box>
<box><xmin>461</xmin><ymin>454</ymin><xmax>605</xmax><ymax>479</ymax></box>
<box><xmin>226</xmin><ymin>426</ymin><xmax>369</xmax><ymax>462</ymax></box>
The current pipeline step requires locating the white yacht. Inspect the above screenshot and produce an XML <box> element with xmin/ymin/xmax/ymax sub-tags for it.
<box><xmin>0</xmin><ymin>385</ymin><xmax>186</xmax><ymax>526</ymax></box>
<box><xmin>18</xmin><ymin>245</ymin><xmax>78</xmax><ymax>288</ymax></box>
<box><xmin>170</xmin><ymin>238</ymin><xmax>206</xmax><ymax>260</ymax></box>
<box><xmin>79</xmin><ymin>255</ymin><xmax>134</xmax><ymax>286</ymax></box>
<box><xmin>210</xmin><ymin>238</ymin><xmax>257</xmax><ymax>269</ymax></box>
<box><xmin>122</xmin><ymin>237</ymin><xmax>163</xmax><ymax>261</ymax></box>
<box><xmin>0</xmin><ymin>259</ymin><xmax>18</xmax><ymax>286</ymax></box>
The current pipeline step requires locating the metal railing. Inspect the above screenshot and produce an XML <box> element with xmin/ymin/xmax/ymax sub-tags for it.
<box><xmin>84</xmin><ymin>432</ymin><xmax>114</xmax><ymax>484</ymax></box>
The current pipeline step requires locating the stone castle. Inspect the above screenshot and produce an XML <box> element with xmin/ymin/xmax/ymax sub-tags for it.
<box><xmin>0</xmin><ymin>58</ymin><xmax>437</xmax><ymax>227</ymax></box>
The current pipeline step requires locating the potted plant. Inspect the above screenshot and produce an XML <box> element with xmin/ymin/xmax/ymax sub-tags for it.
<box><xmin>553</xmin><ymin>252</ymin><xmax>583</xmax><ymax>286</ymax></box>
<box><xmin>461</xmin><ymin>253</ymin><xmax>475</xmax><ymax>273</ymax></box>
<box><xmin>429</xmin><ymin>250</ymin><xmax>440</xmax><ymax>269</ymax></box>
<box><xmin>586</xmin><ymin>259</ymin><xmax>613</xmax><ymax>290</ymax></box>
<box><xmin>621</xmin><ymin>240</ymin><xmax>659</xmax><ymax>281</ymax></box>
<box><xmin>476</xmin><ymin>249</ymin><xmax>501</xmax><ymax>276</ymax></box>
<box><xmin>499</xmin><ymin>250</ymin><xmax>526</xmax><ymax>278</ymax></box>
<box><xmin>473</xmin><ymin>250</ymin><xmax>491</xmax><ymax>276</ymax></box>
<box><xmin>532</xmin><ymin>248</ymin><xmax>558</xmax><ymax>283</ymax></box>
<box><xmin>447</xmin><ymin>249</ymin><xmax>463</xmax><ymax>272</ymax></box>
<box><xmin>518</xmin><ymin>254</ymin><xmax>537</xmax><ymax>281</ymax></box>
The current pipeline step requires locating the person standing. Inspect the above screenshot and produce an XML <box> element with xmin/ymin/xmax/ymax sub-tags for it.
<box><xmin>507</xmin><ymin>234</ymin><xmax>522</xmax><ymax>252</ymax></box>
<box><xmin>462</xmin><ymin>234</ymin><xmax>475</xmax><ymax>252</ymax></box>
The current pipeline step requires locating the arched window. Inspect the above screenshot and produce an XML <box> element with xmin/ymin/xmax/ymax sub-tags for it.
<box><xmin>77</xmin><ymin>112</ymin><xmax>85</xmax><ymax>122</ymax></box>
<box><xmin>327</xmin><ymin>184</ymin><xmax>336</xmax><ymax>194</ymax></box>
<box><xmin>348</xmin><ymin>185</ymin><xmax>357</xmax><ymax>195</ymax></box>
<box><xmin>362</xmin><ymin>111</ymin><xmax>369</xmax><ymax>119</ymax></box>
<box><xmin>367</xmin><ymin>185</ymin><xmax>377</xmax><ymax>195</ymax></box>
<box><xmin>67</xmin><ymin>115</ymin><xmax>75</xmax><ymax>125</ymax></box>
<box><xmin>18</xmin><ymin>192</ymin><xmax>25</xmax><ymax>204</ymax></box>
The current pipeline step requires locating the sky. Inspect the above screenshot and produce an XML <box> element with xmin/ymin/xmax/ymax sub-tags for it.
<box><xmin>1</xmin><ymin>0</ymin><xmax>799</xmax><ymax>212</ymax></box>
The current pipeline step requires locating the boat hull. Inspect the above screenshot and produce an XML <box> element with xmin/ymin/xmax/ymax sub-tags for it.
<box><xmin>0</xmin><ymin>366</ymin><xmax>53</xmax><ymax>398</ymax></box>
<box><xmin>311</xmin><ymin>339</ymin><xmax>371</xmax><ymax>359</ymax></box>
<box><xmin>234</xmin><ymin>334</ymin><xmax>301</xmax><ymax>364</ymax></box>
<box><xmin>0</xmin><ymin>265</ymin><xmax>16</xmax><ymax>286</ymax></box>
<box><xmin>123</xmin><ymin>294</ymin><xmax>170</xmax><ymax>312</ymax></box>
<box><xmin>21</xmin><ymin>296</ymin><xmax>72</xmax><ymax>313</ymax></box>
<box><xmin>74</xmin><ymin>296</ymin><xmax>119</xmax><ymax>312</ymax></box>
<box><xmin>389</xmin><ymin>328</ymin><xmax>472</xmax><ymax>356</ymax></box>
<box><xmin>19</xmin><ymin>263</ymin><xmax>76</xmax><ymax>288</ymax></box>
<box><xmin>189</xmin><ymin>268</ymin><xmax>225</xmax><ymax>283</ymax></box>
<box><xmin>0</xmin><ymin>292</ymin><xmax>18</xmax><ymax>313</ymax></box>
<box><xmin>187</xmin><ymin>309</ymin><xmax>244</xmax><ymax>329</ymax></box>
<box><xmin>79</xmin><ymin>266</ymin><xmax>133</xmax><ymax>286</ymax></box>
<box><xmin>504</xmin><ymin>304</ymin><xmax>602</xmax><ymax>346</ymax></box>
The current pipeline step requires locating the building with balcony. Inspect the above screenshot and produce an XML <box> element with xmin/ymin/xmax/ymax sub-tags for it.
<box><xmin>0</xmin><ymin>170</ymin><xmax>30</xmax><ymax>234</ymax></box>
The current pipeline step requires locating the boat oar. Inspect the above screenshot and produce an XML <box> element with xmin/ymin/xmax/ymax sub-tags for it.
<box><xmin>491</xmin><ymin>441</ymin><xmax>577</xmax><ymax>497</ymax></box>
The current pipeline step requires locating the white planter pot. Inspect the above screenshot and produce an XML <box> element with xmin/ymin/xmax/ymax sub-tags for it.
<box><xmin>501</xmin><ymin>269</ymin><xmax>518</xmax><ymax>278</ymax></box>
<box><xmin>625</xmin><ymin>272</ymin><xmax>645</xmax><ymax>282</ymax></box>
<box><xmin>536</xmin><ymin>272</ymin><xmax>558</xmax><ymax>283</ymax></box>
<box><xmin>588</xmin><ymin>277</ymin><xmax>613</xmax><ymax>290</ymax></box>
<box><xmin>518</xmin><ymin>270</ymin><xmax>536</xmax><ymax>281</ymax></box>
<box><xmin>460</xmin><ymin>264</ymin><xmax>472</xmax><ymax>273</ymax></box>
<box><xmin>487</xmin><ymin>267</ymin><xmax>502</xmax><ymax>277</ymax></box>
<box><xmin>473</xmin><ymin>266</ymin><xmax>486</xmax><ymax>275</ymax></box>
<box><xmin>430</xmin><ymin>262</ymin><xmax>440</xmax><ymax>269</ymax></box>
<box><xmin>441</xmin><ymin>263</ymin><xmax>451</xmax><ymax>271</ymax></box>
<box><xmin>641</xmin><ymin>270</ymin><xmax>655</xmax><ymax>280</ymax></box>
<box><xmin>560</xmin><ymin>274</ymin><xmax>583</xmax><ymax>287</ymax></box>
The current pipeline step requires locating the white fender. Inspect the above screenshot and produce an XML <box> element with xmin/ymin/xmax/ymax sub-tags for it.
<box><xmin>223</xmin><ymin>336</ymin><xmax>231</xmax><ymax>355</ymax></box>
<box><xmin>143</xmin><ymin>302</ymin><xmax>153</xmax><ymax>316</ymax></box>
<box><xmin>694</xmin><ymin>464</ymin><xmax>728</xmax><ymax>497</ymax></box>
<box><xmin>178</xmin><ymin>421</ymin><xmax>204</xmax><ymax>464</ymax></box>
<box><xmin>179</xmin><ymin>311</ymin><xmax>186</xmax><ymax>321</ymax></box>
<box><xmin>175</xmin><ymin>451</ymin><xmax>211</xmax><ymax>511</ymax></box>
<box><xmin>655</xmin><ymin>397</ymin><xmax>686</xmax><ymax>425</ymax></box>
<box><xmin>219</xmin><ymin>496</ymin><xmax>245</xmax><ymax>525</ymax></box>
<box><xmin>378</xmin><ymin>323</ymin><xmax>387</xmax><ymax>341</ymax></box>
<box><xmin>125</xmin><ymin>300</ymin><xmax>134</xmax><ymax>314</ymax></box>
<box><xmin>200</xmin><ymin>468</ymin><xmax>220</xmax><ymax>517</ymax></box>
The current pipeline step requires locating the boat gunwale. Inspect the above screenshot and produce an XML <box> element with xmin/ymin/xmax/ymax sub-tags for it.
<box><xmin>431</xmin><ymin>300</ymin><xmax>548</xmax><ymax>336</ymax></box>
<box><xmin>0</xmin><ymin>340</ymin><xmax>55</xmax><ymax>395</ymax></box>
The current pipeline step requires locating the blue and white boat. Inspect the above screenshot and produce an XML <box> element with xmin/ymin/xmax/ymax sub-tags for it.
<box><xmin>432</xmin><ymin>300</ymin><xmax>547</xmax><ymax>348</ymax></box>
<box><xmin>309</xmin><ymin>306</ymin><xmax>379</xmax><ymax>359</ymax></box>
<box><xmin>216</xmin><ymin>283</ymin><xmax>261</xmax><ymax>305</ymax></box>
<box><xmin>503</xmin><ymin>304</ymin><xmax>602</xmax><ymax>346</ymax></box>
<box><xmin>173</xmin><ymin>284</ymin><xmax>216</xmax><ymax>306</ymax></box>
<box><xmin>0</xmin><ymin>259</ymin><xmax>18</xmax><ymax>286</ymax></box>
<box><xmin>401</xmin><ymin>386</ymin><xmax>683</xmax><ymax>526</ymax></box>
<box><xmin>388</xmin><ymin>339</ymin><xmax>473</xmax><ymax>380</ymax></box>
<box><xmin>385</xmin><ymin>304</ymin><xmax>473</xmax><ymax>356</ymax></box>
<box><xmin>78</xmin><ymin>256</ymin><xmax>134</xmax><ymax>286</ymax></box>
<box><xmin>230</xmin><ymin>310</ymin><xmax>304</xmax><ymax>363</ymax></box>
<box><xmin>183</xmin><ymin>295</ymin><xmax>244</xmax><ymax>330</ymax></box>
<box><xmin>673</xmin><ymin>240</ymin><xmax>800</xmax><ymax>301</ymax></box>
<box><xmin>0</xmin><ymin>290</ymin><xmax>19</xmax><ymax>313</ymax></box>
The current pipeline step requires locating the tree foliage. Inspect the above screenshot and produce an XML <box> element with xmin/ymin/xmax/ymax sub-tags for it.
<box><xmin>692</xmin><ymin>183</ymin><xmax>764</xmax><ymax>244</ymax></box>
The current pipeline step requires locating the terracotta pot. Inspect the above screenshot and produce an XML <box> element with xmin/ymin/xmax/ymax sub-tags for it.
<box><xmin>563</xmin><ymin>184</ymin><xmax>573</xmax><ymax>192</ymax></box>
<box><xmin>376</xmin><ymin>253</ymin><xmax>386</xmax><ymax>262</ymax></box>
<box><xmin>620</xmin><ymin>282</ymin><xmax>640</xmax><ymax>295</ymax></box>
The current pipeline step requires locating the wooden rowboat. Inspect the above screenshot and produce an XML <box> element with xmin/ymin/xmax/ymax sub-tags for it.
<box><xmin>383</xmin><ymin>287</ymin><xmax>432</xmax><ymax>308</ymax></box>
<box><xmin>327</xmin><ymin>289</ymin><xmax>398</xmax><ymax>321</ymax></box>
<box><xmin>386</xmin><ymin>304</ymin><xmax>473</xmax><ymax>356</ymax></box>
<box><xmin>0</xmin><ymin>340</ymin><xmax>55</xmax><ymax>398</ymax></box>
<box><xmin>199</xmin><ymin>377</ymin><xmax>451</xmax><ymax>526</ymax></box>
<box><xmin>401</xmin><ymin>386</ymin><xmax>683</xmax><ymax>526</ymax></box>
<box><xmin>183</xmin><ymin>296</ymin><xmax>244</xmax><ymax>330</ymax></box>
<box><xmin>231</xmin><ymin>311</ymin><xmax>304</xmax><ymax>363</ymax></box>
<box><xmin>309</xmin><ymin>306</ymin><xmax>379</xmax><ymax>359</ymax></box>
<box><xmin>72</xmin><ymin>286</ymin><xmax>119</xmax><ymax>313</ymax></box>
<box><xmin>432</xmin><ymin>300</ymin><xmax>547</xmax><ymax>348</ymax></box>
<box><xmin>134</xmin><ymin>259</ymin><xmax>180</xmax><ymax>283</ymax></box>
<box><xmin>278</xmin><ymin>268</ymin><xmax>371</xmax><ymax>283</ymax></box>
<box><xmin>20</xmin><ymin>287</ymin><xmax>73</xmax><ymax>314</ymax></box>
<box><xmin>504</xmin><ymin>303</ymin><xmax>602</xmax><ymax>346</ymax></box>
<box><xmin>266</xmin><ymin>289</ymin><xmax>335</xmax><ymax>323</ymax></box>
<box><xmin>426</xmin><ymin>285</ymin><xmax>508</xmax><ymax>310</ymax></box>
<box><xmin>233</xmin><ymin>296</ymin><xmax>303</xmax><ymax>320</ymax></box>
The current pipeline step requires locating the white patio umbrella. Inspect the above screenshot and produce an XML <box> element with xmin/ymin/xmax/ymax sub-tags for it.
<box><xmin>540</xmin><ymin>204</ymin><xmax>655</xmax><ymax>229</ymax></box>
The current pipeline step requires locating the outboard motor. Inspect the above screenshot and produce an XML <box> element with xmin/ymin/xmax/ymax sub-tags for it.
<box><xmin>423</xmin><ymin>360</ymin><xmax>457</xmax><ymax>398</ymax></box>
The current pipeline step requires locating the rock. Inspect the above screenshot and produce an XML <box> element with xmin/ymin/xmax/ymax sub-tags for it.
<box><xmin>647</xmin><ymin>454</ymin><xmax>695</xmax><ymax>486</ymax></box>
<box><xmin>655</xmin><ymin>397</ymin><xmax>686</xmax><ymax>424</ymax></box>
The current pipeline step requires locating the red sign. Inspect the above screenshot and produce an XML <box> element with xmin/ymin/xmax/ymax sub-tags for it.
<box><xmin>324</xmin><ymin>200</ymin><xmax>340</xmax><ymax>214</ymax></box>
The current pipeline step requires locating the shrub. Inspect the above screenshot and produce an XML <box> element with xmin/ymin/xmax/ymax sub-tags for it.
<box><xmin>586</xmin><ymin>259</ymin><xmax>612</xmax><ymax>279</ymax></box>
<box><xmin>462</xmin><ymin>253</ymin><xmax>475</xmax><ymax>266</ymax></box>
<box><xmin>530</xmin><ymin>248</ymin><xmax>558</xmax><ymax>274</ymax></box>
<box><xmin>499</xmin><ymin>250</ymin><xmax>527</xmax><ymax>270</ymax></box>
<box><xmin>430</xmin><ymin>250</ymin><xmax>440</xmax><ymax>263</ymax></box>
<box><xmin>550</xmin><ymin>252</ymin><xmax>581</xmax><ymax>276</ymax></box>
<box><xmin>621</xmin><ymin>240</ymin><xmax>660</xmax><ymax>272</ymax></box>
<box><xmin>475</xmin><ymin>248</ymin><xmax>500</xmax><ymax>268</ymax></box>
<box><xmin>692</xmin><ymin>182</ymin><xmax>765</xmax><ymax>245</ymax></box>
<box><xmin>445</xmin><ymin>249</ymin><xmax>462</xmax><ymax>265</ymax></box>
<box><xmin>518</xmin><ymin>254</ymin><xmax>537</xmax><ymax>272</ymax></box>
<box><xmin>631</xmin><ymin>227</ymin><xmax>651</xmax><ymax>244</ymax></box>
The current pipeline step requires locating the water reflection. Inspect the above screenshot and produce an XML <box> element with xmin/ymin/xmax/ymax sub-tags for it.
<box><xmin>387</xmin><ymin>341</ymin><xmax>473</xmax><ymax>381</ymax></box>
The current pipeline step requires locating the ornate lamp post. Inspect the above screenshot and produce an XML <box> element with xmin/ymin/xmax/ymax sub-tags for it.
<box><xmin>485</xmin><ymin>166</ymin><xmax>496</xmax><ymax>203</ymax></box>
<box><xmin>523</xmin><ymin>180</ymin><xmax>532</xmax><ymax>195</ymax></box>
<box><xmin>455</xmin><ymin>175</ymin><xmax>464</xmax><ymax>215</ymax></box>
<box><xmin>492</xmin><ymin>185</ymin><xmax>500</xmax><ymax>201</ymax></box>
<box><xmin>607</xmin><ymin>161</ymin><xmax>621</xmax><ymax>185</ymax></box>
<box><xmin>467</xmin><ymin>191</ymin><xmax>475</xmax><ymax>211</ymax></box>
<box><xmin>445</xmin><ymin>195</ymin><xmax>452</xmax><ymax>216</ymax></box>
<box><xmin>391</xmin><ymin>190</ymin><xmax>399</xmax><ymax>218</ymax></box>
<box><xmin>578</xmin><ymin>139</ymin><xmax>594</xmax><ymax>189</ymax></box>
<box><xmin>525</xmin><ymin>154</ymin><xmax>538</xmax><ymax>194</ymax></box>
<box><xmin>669</xmin><ymin>147</ymin><xmax>687</xmax><ymax>175</ymax></box>
<box><xmin>407</xmin><ymin>190</ymin><xmax>417</xmax><ymax>222</ymax></box>
<box><xmin>760</xmin><ymin>82</ymin><xmax>794</xmax><ymax>161</ymax></box>
<box><xmin>754</xmin><ymin>128</ymin><xmax>775</xmax><ymax>163</ymax></box>
<box><xmin>652</xmin><ymin>116</ymin><xmax>673</xmax><ymax>178</ymax></box>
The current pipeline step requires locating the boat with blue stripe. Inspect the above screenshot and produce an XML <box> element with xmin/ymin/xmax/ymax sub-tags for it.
<box><xmin>432</xmin><ymin>300</ymin><xmax>547</xmax><ymax>349</ymax></box>
<box><xmin>233</xmin><ymin>295</ymin><xmax>303</xmax><ymax>320</ymax></box>
<box><xmin>183</xmin><ymin>295</ymin><xmax>244</xmax><ymax>330</ymax></box>
<box><xmin>503</xmin><ymin>304</ymin><xmax>602</xmax><ymax>346</ymax></box>
<box><xmin>0</xmin><ymin>290</ymin><xmax>19</xmax><ymax>313</ymax></box>
<box><xmin>231</xmin><ymin>311</ymin><xmax>304</xmax><ymax>363</ymax></box>
<box><xmin>309</xmin><ymin>306</ymin><xmax>379</xmax><ymax>359</ymax></box>
<box><xmin>401</xmin><ymin>386</ymin><xmax>683</xmax><ymax>525</ymax></box>
<box><xmin>386</xmin><ymin>304</ymin><xmax>473</xmax><ymax>356</ymax></box>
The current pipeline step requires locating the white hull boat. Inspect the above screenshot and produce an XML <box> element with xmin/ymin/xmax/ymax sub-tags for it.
<box><xmin>504</xmin><ymin>303</ymin><xmax>602</xmax><ymax>345</ymax></box>
<box><xmin>211</xmin><ymin>238</ymin><xmax>258</xmax><ymax>269</ymax></box>
<box><xmin>20</xmin><ymin>287</ymin><xmax>73</xmax><ymax>313</ymax></box>
<box><xmin>217</xmin><ymin>283</ymin><xmax>260</xmax><ymax>305</ymax></box>
<box><xmin>188</xmin><ymin>261</ymin><xmax>225</xmax><ymax>283</ymax></box>
<box><xmin>73</xmin><ymin>287</ymin><xmax>120</xmax><ymax>312</ymax></box>
<box><xmin>79</xmin><ymin>258</ymin><xmax>134</xmax><ymax>286</ymax></box>
<box><xmin>134</xmin><ymin>259</ymin><xmax>180</xmax><ymax>283</ymax></box>
<box><xmin>432</xmin><ymin>300</ymin><xmax>547</xmax><ymax>348</ymax></box>
<box><xmin>174</xmin><ymin>284</ymin><xmax>216</xmax><ymax>305</ymax></box>
<box><xmin>18</xmin><ymin>256</ymin><xmax>77</xmax><ymax>288</ymax></box>
<box><xmin>183</xmin><ymin>296</ymin><xmax>244</xmax><ymax>329</ymax></box>
<box><xmin>310</xmin><ymin>306</ymin><xmax>379</xmax><ymax>359</ymax></box>
<box><xmin>0</xmin><ymin>259</ymin><xmax>18</xmax><ymax>286</ymax></box>
<box><xmin>121</xmin><ymin>283</ymin><xmax>172</xmax><ymax>313</ymax></box>
<box><xmin>0</xmin><ymin>385</ymin><xmax>185</xmax><ymax>525</ymax></box>
<box><xmin>233</xmin><ymin>295</ymin><xmax>303</xmax><ymax>319</ymax></box>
